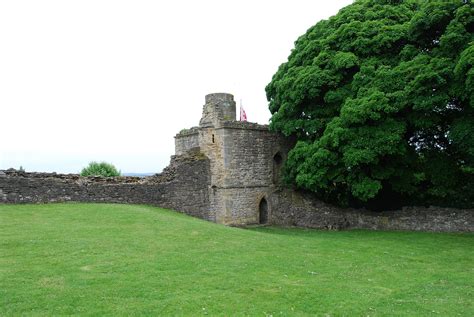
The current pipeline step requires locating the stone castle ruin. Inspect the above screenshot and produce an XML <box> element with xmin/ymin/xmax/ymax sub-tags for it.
<box><xmin>175</xmin><ymin>93</ymin><xmax>292</xmax><ymax>225</ymax></box>
<box><xmin>0</xmin><ymin>93</ymin><xmax>473</xmax><ymax>232</ymax></box>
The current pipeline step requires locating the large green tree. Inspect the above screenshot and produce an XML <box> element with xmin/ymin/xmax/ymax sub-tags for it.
<box><xmin>266</xmin><ymin>0</ymin><xmax>474</xmax><ymax>209</ymax></box>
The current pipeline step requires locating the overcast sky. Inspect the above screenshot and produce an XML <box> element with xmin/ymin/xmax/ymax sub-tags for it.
<box><xmin>0</xmin><ymin>0</ymin><xmax>353</xmax><ymax>174</ymax></box>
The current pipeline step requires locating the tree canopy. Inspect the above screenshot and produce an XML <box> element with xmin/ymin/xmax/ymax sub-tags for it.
<box><xmin>80</xmin><ymin>162</ymin><xmax>121</xmax><ymax>177</ymax></box>
<box><xmin>266</xmin><ymin>0</ymin><xmax>474</xmax><ymax>209</ymax></box>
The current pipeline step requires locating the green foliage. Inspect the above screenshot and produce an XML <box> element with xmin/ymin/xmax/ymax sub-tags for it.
<box><xmin>1</xmin><ymin>203</ymin><xmax>473</xmax><ymax>315</ymax></box>
<box><xmin>80</xmin><ymin>161</ymin><xmax>121</xmax><ymax>177</ymax></box>
<box><xmin>266</xmin><ymin>0</ymin><xmax>474</xmax><ymax>209</ymax></box>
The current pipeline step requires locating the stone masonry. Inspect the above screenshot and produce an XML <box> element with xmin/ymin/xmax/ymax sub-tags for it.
<box><xmin>1</xmin><ymin>93</ymin><xmax>473</xmax><ymax>232</ymax></box>
<box><xmin>175</xmin><ymin>93</ymin><xmax>293</xmax><ymax>225</ymax></box>
<box><xmin>0</xmin><ymin>150</ymin><xmax>211</xmax><ymax>220</ymax></box>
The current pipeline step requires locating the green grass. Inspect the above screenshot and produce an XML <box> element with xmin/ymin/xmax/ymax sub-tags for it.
<box><xmin>0</xmin><ymin>203</ymin><xmax>473</xmax><ymax>316</ymax></box>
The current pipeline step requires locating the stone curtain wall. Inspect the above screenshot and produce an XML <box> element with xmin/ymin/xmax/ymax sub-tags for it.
<box><xmin>159</xmin><ymin>152</ymin><xmax>212</xmax><ymax>220</ymax></box>
<box><xmin>0</xmin><ymin>151</ymin><xmax>212</xmax><ymax>221</ymax></box>
<box><xmin>1</xmin><ymin>166</ymin><xmax>472</xmax><ymax>232</ymax></box>
<box><xmin>0</xmin><ymin>172</ymin><xmax>159</xmax><ymax>205</ymax></box>
<box><xmin>3</xmin><ymin>89</ymin><xmax>471</xmax><ymax>232</ymax></box>
<box><xmin>270</xmin><ymin>189</ymin><xmax>474</xmax><ymax>232</ymax></box>
<box><xmin>1</xmin><ymin>141</ymin><xmax>472</xmax><ymax>232</ymax></box>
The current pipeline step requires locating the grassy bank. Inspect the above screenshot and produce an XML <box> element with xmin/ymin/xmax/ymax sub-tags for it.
<box><xmin>0</xmin><ymin>203</ymin><xmax>472</xmax><ymax>315</ymax></box>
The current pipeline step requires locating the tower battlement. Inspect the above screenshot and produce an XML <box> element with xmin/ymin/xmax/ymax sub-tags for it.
<box><xmin>199</xmin><ymin>93</ymin><xmax>236</xmax><ymax>127</ymax></box>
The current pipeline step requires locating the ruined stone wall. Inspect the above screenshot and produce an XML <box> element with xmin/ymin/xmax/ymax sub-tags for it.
<box><xmin>0</xmin><ymin>172</ymin><xmax>156</xmax><ymax>204</ymax></box>
<box><xmin>1</xmin><ymin>157</ymin><xmax>472</xmax><ymax>232</ymax></box>
<box><xmin>269</xmin><ymin>189</ymin><xmax>474</xmax><ymax>232</ymax></box>
<box><xmin>155</xmin><ymin>151</ymin><xmax>212</xmax><ymax>219</ymax></box>
<box><xmin>174</xmin><ymin>93</ymin><xmax>294</xmax><ymax>225</ymax></box>
<box><xmin>175</xmin><ymin>128</ymin><xmax>200</xmax><ymax>155</ymax></box>
<box><xmin>0</xmin><ymin>151</ymin><xmax>212</xmax><ymax>221</ymax></box>
<box><xmin>2</xmin><ymin>90</ymin><xmax>472</xmax><ymax>232</ymax></box>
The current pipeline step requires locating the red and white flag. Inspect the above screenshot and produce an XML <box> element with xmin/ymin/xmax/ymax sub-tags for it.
<box><xmin>240</xmin><ymin>100</ymin><xmax>247</xmax><ymax>122</ymax></box>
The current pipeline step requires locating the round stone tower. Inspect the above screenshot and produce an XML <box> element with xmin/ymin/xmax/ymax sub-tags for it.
<box><xmin>199</xmin><ymin>93</ymin><xmax>236</xmax><ymax>127</ymax></box>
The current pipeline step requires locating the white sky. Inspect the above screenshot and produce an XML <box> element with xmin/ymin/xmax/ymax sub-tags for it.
<box><xmin>0</xmin><ymin>0</ymin><xmax>353</xmax><ymax>174</ymax></box>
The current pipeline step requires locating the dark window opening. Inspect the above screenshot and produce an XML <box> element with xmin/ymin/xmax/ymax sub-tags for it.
<box><xmin>259</xmin><ymin>198</ymin><xmax>268</xmax><ymax>224</ymax></box>
<box><xmin>273</xmin><ymin>152</ymin><xmax>283</xmax><ymax>164</ymax></box>
<box><xmin>273</xmin><ymin>152</ymin><xmax>283</xmax><ymax>184</ymax></box>
<box><xmin>212</xmin><ymin>134</ymin><xmax>215</xmax><ymax>143</ymax></box>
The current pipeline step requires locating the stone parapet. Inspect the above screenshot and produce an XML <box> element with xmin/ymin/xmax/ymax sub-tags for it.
<box><xmin>218</xmin><ymin>121</ymin><xmax>269</xmax><ymax>131</ymax></box>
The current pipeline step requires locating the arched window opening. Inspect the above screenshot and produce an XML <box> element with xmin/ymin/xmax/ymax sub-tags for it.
<box><xmin>273</xmin><ymin>152</ymin><xmax>283</xmax><ymax>184</ymax></box>
<box><xmin>273</xmin><ymin>152</ymin><xmax>283</xmax><ymax>164</ymax></box>
<box><xmin>259</xmin><ymin>198</ymin><xmax>268</xmax><ymax>224</ymax></box>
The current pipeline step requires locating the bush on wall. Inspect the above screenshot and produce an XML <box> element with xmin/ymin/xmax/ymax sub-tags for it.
<box><xmin>80</xmin><ymin>162</ymin><xmax>121</xmax><ymax>177</ymax></box>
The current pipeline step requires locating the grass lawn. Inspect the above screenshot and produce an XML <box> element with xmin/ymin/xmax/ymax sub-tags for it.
<box><xmin>0</xmin><ymin>203</ymin><xmax>473</xmax><ymax>316</ymax></box>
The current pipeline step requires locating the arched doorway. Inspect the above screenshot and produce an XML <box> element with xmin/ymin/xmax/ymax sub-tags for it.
<box><xmin>259</xmin><ymin>198</ymin><xmax>268</xmax><ymax>224</ymax></box>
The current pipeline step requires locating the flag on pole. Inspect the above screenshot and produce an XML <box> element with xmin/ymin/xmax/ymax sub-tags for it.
<box><xmin>240</xmin><ymin>99</ymin><xmax>247</xmax><ymax>122</ymax></box>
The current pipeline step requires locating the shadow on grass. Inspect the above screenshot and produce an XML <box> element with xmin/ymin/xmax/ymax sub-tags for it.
<box><xmin>244</xmin><ymin>225</ymin><xmax>474</xmax><ymax>242</ymax></box>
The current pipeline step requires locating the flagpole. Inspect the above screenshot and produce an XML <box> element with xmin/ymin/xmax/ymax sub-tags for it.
<box><xmin>240</xmin><ymin>99</ymin><xmax>242</xmax><ymax>121</ymax></box>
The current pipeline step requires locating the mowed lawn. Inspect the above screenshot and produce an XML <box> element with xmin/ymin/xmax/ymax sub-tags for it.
<box><xmin>0</xmin><ymin>204</ymin><xmax>473</xmax><ymax>316</ymax></box>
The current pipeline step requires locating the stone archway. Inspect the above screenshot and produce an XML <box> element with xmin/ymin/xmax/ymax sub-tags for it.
<box><xmin>259</xmin><ymin>197</ymin><xmax>268</xmax><ymax>224</ymax></box>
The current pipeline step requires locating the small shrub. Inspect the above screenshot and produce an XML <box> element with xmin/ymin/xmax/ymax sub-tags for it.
<box><xmin>80</xmin><ymin>162</ymin><xmax>120</xmax><ymax>177</ymax></box>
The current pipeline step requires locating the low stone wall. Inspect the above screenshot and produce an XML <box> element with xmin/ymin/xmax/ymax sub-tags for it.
<box><xmin>0</xmin><ymin>171</ymin><xmax>144</xmax><ymax>203</ymax></box>
<box><xmin>0</xmin><ymin>151</ymin><xmax>212</xmax><ymax>221</ymax></box>
<box><xmin>1</xmin><ymin>160</ymin><xmax>472</xmax><ymax>232</ymax></box>
<box><xmin>270</xmin><ymin>189</ymin><xmax>474</xmax><ymax>232</ymax></box>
